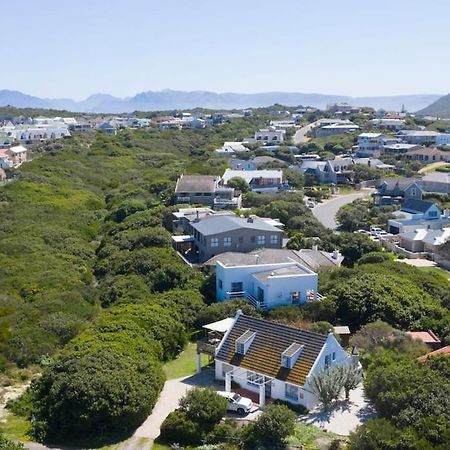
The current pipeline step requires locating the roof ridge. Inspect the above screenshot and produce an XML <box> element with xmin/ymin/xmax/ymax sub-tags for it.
<box><xmin>239</xmin><ymin>314</ymin><xmax>328</xmax><ymax>340</ymax></box>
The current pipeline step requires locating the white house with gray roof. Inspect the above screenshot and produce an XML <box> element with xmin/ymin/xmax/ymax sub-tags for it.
<box><xmin>209</xmin><ymin>249</ymin><xmax>342</xmax><ymax>309</ymax></box>
<box><xmin>222</xmin><ymin>168</ymin><xmax>285</xmax><ymax>192</ymax></box>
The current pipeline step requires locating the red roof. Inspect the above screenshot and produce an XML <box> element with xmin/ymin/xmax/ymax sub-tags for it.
<box><xmin>418</xmin><ymin>345</ymin><xmax>450</xmax><ymax>362</ymax></box>
<box><xmin>406</xmin><ymin>330</ymin><xmax>441</xmax><ymax>344</ymax></box>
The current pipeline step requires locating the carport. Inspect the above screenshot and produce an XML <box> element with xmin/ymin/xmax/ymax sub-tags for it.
<box><xmin>224</xmin><ymin>367</ymin><xmax>273</xmax><ymax>407</ymax></box>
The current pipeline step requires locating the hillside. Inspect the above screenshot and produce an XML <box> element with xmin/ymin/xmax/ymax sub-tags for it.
<box><xmin>417</xmin><ymin>93</ymin><xmax>450</xmax><ymax>118</ymax></box>
<box><xmin>0</xmin><ymin>89</ymin><xmax>441</xmax><ymax>113</ymax></box>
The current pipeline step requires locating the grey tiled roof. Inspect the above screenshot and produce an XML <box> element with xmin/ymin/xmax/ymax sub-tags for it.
<box><xmin>191</xmin><ymin>216</ymin><xmax>282</xmax><ymax>236</ymax></box>
<box><xmin>204</xmin><ymin>248</ymin><xmax>341</xmax><ymax>271</ymax></box>
<box><xmin>175</xmin><ymin>175</ymin><xmax>218</xmax><ymax>193</ymax></box>
<box><xmin>401</xmin><ymin>198</ymin><xmax>434</xmax><ymax>214</ymax></box>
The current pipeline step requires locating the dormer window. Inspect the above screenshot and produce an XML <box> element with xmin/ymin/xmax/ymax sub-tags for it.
<box><xmin>235</xmin><ymin>330</ymin><xmax>256</xmax><ymax>355</ymax></box>
<box><xmin>281</xmin><ymin>343</ymin><xmax>304</xmax><ymax>369</ymax></box>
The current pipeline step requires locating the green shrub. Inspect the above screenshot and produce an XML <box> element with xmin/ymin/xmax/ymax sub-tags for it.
<box><xmin>273</xmin><ymin>399</ymin><xmax>308</xmax><ymax>414</ymax></box>
<box><xmin>159</xmin><ymin>410</ymin><xmax>202</xmax><ymax>446</ymax></box>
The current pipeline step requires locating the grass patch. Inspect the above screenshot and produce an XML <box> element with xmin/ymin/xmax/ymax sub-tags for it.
<box><xmin>152</xmin><ymin>442</ymin><xmax>172</xmax><ymax>450</ymax></box>
<box><xmin>163</xmin><ymin>342</ymin><xmax>209</xmax><ymax>380</ymax></box>
<box><xmin>288</xmin><ymin>422</ymin><xmax>344</xmax><ymax>450</ymax></box>
<box><xmin>0</xmin><ymin>413</ymin><xmax>30</xmax><ymax>442</ymax></box>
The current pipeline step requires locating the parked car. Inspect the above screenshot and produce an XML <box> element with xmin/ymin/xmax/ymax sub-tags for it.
<box><xmin>355</xmin><ymin>229</ymin><xmax>370</xmax><ymax>235</ymax></box>
<box><xmin>217</xmin><ymin>391</ymin><xmax>253</xmax><ymax>414</ymax></box>
<box><xmin>370</xmin><ymin>226</ymin><xmax>382</xmax><ymax>236</ymax></box>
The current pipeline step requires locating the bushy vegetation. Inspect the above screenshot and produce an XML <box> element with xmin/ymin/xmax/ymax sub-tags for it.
<box><xmin>336</xmin><ymin>198</ymin><xmax>396</xmax><ymax>232</ymax></box>
<box><xmin>160</xmin><ymin>388</ymin><xmax>227</xmax><ymax>446</ymax></box>
<box><xmin>349</xmin><ymin>343</ymin><xmax>450</xmax><ymax>449</ymax></box>
<box><xmin>1</xmin><ymin>122</ymin><xmax>269</xmax><ymax>444</ymax></box>
<box><xmin>319</xmin><ymin>261</ymin><xmax>450</xmax><ymax>336</ymax></box>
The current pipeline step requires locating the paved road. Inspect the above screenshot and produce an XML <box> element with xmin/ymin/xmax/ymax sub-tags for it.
<box><xmin>312</xmin><ymin>192</ymin><xmax>371</xmax><ymax>229</ymax></box>
<box><xmin>293</xmin><ymin>120</ymin><xmax>320</xmax><ymax>144</ymax></box>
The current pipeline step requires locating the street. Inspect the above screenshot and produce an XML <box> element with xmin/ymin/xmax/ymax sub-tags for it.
<box><xmin>312</xmin><ymin>191</ymin><xmax>372</xmax><ymax>229</ymax></box>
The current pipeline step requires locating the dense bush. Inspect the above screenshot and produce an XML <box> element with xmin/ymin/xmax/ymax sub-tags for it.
<box><xmin>242</xmin><ymin>404</ymin><xmax>296</xmax><ymax>447</ymax></box>
<box><xmin>319</xmin><ymin>262</ymin><xmax>450</xmax><ymax>333</ymax></box>
<box><xmin>31</xmin><ymin>342</ymin><xmax>164</xmax><ymax>440</ymax></box>
<box><xmin>160</xmin><ymin>388</ymin><xmax>227</xmax><ymax>446</ymax></box>
<box><xmin>159</xmin><ymin>410</ymin><xmax>202</xmax><ymax>446</ymax></box>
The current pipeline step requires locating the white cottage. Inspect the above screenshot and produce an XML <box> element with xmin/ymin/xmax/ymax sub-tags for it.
<box><xmin>214</xmin><ymin>311</ymin><xmax>359</xmax><ymax>409</ymax></box>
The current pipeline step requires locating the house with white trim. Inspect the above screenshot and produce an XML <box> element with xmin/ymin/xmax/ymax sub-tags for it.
<box><xmin>222</xmin><ymin>168</ymin><xmax>285</xmax><ymax>192</ymax></box>
<box><xmin>213</xmin><ymin>312</ymin><xmax>359</xmax><ymax>409</ymax></box>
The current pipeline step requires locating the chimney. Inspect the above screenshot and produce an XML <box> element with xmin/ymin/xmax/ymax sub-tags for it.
<box><xmin>332</xmin><ymin>249</ymin><xmax>339</xmax><ymax>260</ymax></box>
<box><xmin>247</xmin><ymin>217</ymin><xmax>254</xmax><ymax>223</ymax></box>
<box><xmin>312</xmin><ymin>244</ymin><xmax>318</xmax><ymax>252</ymax></box>
<box><xmin>194</xmin><ymin>210</ymin><xmax>200</xmax><ymax>222</ymax></box>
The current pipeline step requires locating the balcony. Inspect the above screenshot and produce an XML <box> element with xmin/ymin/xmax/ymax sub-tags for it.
<box><xmin>196</xmin><ymin>340</ymin><xmax>218</xmax><ymax>356</ymax></box>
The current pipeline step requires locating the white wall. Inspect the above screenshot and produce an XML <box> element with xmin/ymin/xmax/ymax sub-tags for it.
<box><xmin>216</xmin><ymin>262</ymin><xmax>318</xmax><ymax>309</ymax></box>
<box><xmin>262</xmin><ymin>273</ymin><xmax>317</xmax><ymax>308</ymax></box>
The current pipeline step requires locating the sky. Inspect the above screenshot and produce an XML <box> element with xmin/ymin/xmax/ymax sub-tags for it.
<box><xmin>2</xmin><ymin>0</ymin><xmax>449</xmax><ymax>100</ymax></box>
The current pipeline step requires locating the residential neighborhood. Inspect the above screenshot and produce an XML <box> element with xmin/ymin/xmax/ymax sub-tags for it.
<box><xmin>1</xmin><ymin>2</ymin><xmax>449</xmax><ymax>450</ymax></box>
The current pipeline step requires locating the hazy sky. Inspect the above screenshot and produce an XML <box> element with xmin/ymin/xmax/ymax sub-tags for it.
<box><xmin>2</xmin><ymin>0</ymin><xmax>449</xmax><ymax>99</ymax></box>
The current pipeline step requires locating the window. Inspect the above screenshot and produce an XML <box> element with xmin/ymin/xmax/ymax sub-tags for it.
<box><xmin>429</xmin><ymin>210</ymin><xmax>438</xmax><ymax>217</ymax></box>
<box><xmin>270</xmin><ymin>234</ymin><xmax>278</xmax><ymax>244</ymax></box>
<box><xmin>325</xmin><ymin>354</ymin><xmax>332</xmax><ymax>368</ymax></box>
<box><xmin>247</xmin><ymin>371</ymin><xmax>260</xmax><ymax>386</ymax></box>
<box><xmin>218</xmin><ymin>279</ymin><xmax>223</xmax><ymax>290</ymax></box>
<box><xmin>231</xmin><ymin>282</ymin><xmax>243</xmax><ymax>293</ymax></box>
<box><xmin>291</xmin><ymin>291</ymin><xmax>300</xmax><ymax>304</ymax></box>
<box><xmin>223</xmin><ymin>237</ymin><xmax>232</xmax><ymax>247</ymax></box>
<box><xmin>257</xmin><ymin>235</ymin><xmax>265</xmax><ymax>245</ymax></box>
<box><xmin>332</xmin><ymin>352</ymin><xmax>336</xmax><ymax>361</ymax></box>
<box><xmin>250</xmin><ymin>235</ymin><xmax>256</xmax><ymax>243</ymax></box>
<box><xmin>238</xmin><ymin>236</ymin><xmax>244</xmax><ymax>244</ymax></box>
<box><xmin>211</xmin><ymin>237</ymin><xmax>219</xmax><ymax>247</ymax></box>
<box><xmin>285</xmin><ymin>384</ymin><xmax>298</xmax><ymax>400</ymax></box>
<box><xmin>236</xmin><ymin>342</ymin><xmax>245</xmax><ymax>354</ymax></box>
<box><xmin>281</xmin><ymin>355</ymin><xmax>292</xmax><ymax>369</ymax></box>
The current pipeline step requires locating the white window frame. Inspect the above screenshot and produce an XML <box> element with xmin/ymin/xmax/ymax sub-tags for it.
<box><xmin>270</xmin><ymin>234</ymin><xmax>278</xmax><ymax>244</ymax></box>
<box><xmin>285</xmin><ymin>383</ymin><xmax>299</xmax><ymax>401</ymax></box>
<box><xmin>211</xmin><ymin>237</ymin><xmax>219</xmax><ymax>247</ymax></box>
<box><xmin>223</xmin><ymin>236</ymin><xmax>232</xmax><ymax>247</ymax></box>
<box><xmin>257</xmin><ymin>235</ymin><xmax>265</xmax><ymax>245</ymax></box>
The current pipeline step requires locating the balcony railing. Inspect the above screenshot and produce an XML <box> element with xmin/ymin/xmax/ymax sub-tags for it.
<box><xmin>226</xmin><ymin>291</ymin><xmax>266</xmax><ymax>310</ymax></box>
<box><xmin>196</xmin><ymin>340</ymin><xmax>218</xmax><ymax>356</ymax></box>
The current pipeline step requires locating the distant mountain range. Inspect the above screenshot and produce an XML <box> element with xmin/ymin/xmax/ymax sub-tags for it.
<box><xmin>0</xmin><ymin>89</ymin><xmax>443</xmax><ymax>114</ymax></box>
<box><xmin>416</xmin><ymin>93</ymin><xmax>450</xmax><ymax>118</ymax></box>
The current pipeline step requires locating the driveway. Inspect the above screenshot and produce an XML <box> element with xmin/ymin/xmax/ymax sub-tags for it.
<box><xmin>117</xmin><ymin>369</ymin><xmax>216</xmax><ymax>449</ymax></box>
<box><xmin>312</xmin><ymin>191</ymin><xmax>372</xmax><ymax>229</ymax></box>
<box><xmin>303</xmin><ymin>384</ymin><xmax>375</xmax><ymax>436</ymax></box>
